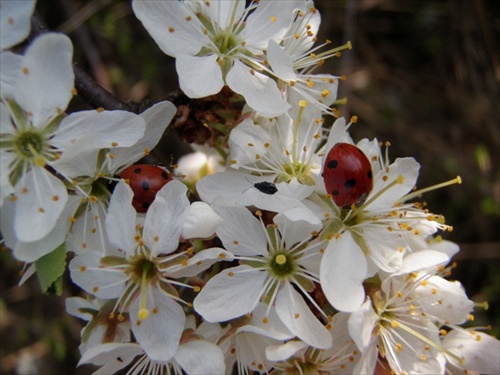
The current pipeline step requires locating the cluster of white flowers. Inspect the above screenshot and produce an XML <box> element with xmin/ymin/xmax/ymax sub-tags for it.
<box><xmin>1</xmin><ymin>1</ymin><xmax>498</xmax><ymax>374</ymax></box>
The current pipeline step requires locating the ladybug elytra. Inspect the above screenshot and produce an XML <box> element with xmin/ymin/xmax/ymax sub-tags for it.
<box><xmin>120</xmin><ymin>164</ymin><xmax>172</xmax><ymax>212</ymax></box>
<box><xmin>322</xmin><ymin>143</ymin><xmax>373</xmax><ymax>207</ymax></box>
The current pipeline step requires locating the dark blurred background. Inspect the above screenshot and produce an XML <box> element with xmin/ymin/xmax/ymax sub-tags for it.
<box><xmin>1</xmin><ymin>0</ymin><xmax>498</xmax><ymax>373</ymax></box>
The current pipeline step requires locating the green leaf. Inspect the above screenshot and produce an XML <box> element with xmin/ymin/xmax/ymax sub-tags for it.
<box><xmin>35</xmin><ymin>243</ymin><xmax>66</xmax><ymax>295</ymax></box>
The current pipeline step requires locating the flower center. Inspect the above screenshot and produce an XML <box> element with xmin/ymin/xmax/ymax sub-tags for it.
<box><xmin>130</xmin><ymin>257</ymin><xmax>157</xmax><ymax>282</ymax></box>
<box><xmin>212</xmin><ymin>31</ymin><xmax>241</xmax><ymax>56</ymax></box>
<box><xmin>280</xmin><ymin>161</ymin><xmax>315</xmax><ymax>185</ymax></box>
<box><xmin>14</xmin><ymin>130</ymin><xmax>46</xmax><ymax>164</ymax></box>
<box><xmin>89</xmin><ymin>178</ymin><xmax>113</xmax><ymax>201</ymax></box>
<box><xmin>269</xmin><ymin>252</ymin><xmax>296</xmax><ymax>278</ymax></box>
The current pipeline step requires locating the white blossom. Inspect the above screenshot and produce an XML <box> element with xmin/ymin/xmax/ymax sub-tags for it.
<box><xmin>70</xmin><ymin>180</ymin><xmax>231</xmax><ymax>361</ymax></box>
<box><xmin>194</xmin><ymin>205</ymin><xmax>332</xmax><ymax>349</ymax></box>
<box><xmin>347</xmin><ymin>250</ymin><xmax>473</xmax><ymax>375</ymax></box>
<box><xmin>132</xmin><ymin>0</ymin><xmax>303</xmax><ymax>116</ymax></box>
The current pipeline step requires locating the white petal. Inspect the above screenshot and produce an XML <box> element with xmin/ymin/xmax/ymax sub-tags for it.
<box><xmin>193</xmin><ymin>265</ymin><xmax>266</xmax><ymax>322</ymax></box>
<box><xmin>347</xmin><ymin>298</ymin><xmax>378</xmax><ymax>352</ymax></box>
<box><xmin>365</xmin><ymin>157</ymin><xmax>420</xmax><ymax>212</ymax></box>
<box><xmin>415</xmin><ymin>276</ymin><xmax>474</xmax><ymax>324</ymax></box>
<box><xmin>196</xmin><ymin>170</ymin><xmax>252</xmax><ymax>203</ymax></box>
<box><xmin>242</xmin><ymin>0</ymin><xmax>301</xmax><ymax>52</ymax></box>
<box><xmin>0</xmin><ymin>151</ymin><xmax>16</xmax><ymax>205</ymax></box>
<box><xmin>213</xmin><ymin>205</ymin><xmax>268</xmax><ymax>256</ymax></box>
<box><xmin>111</xmin><ymin>101</ymin><xmax>176</xmax><ymax>172</ymax></box>
<box><xmin>130</xmin><ymin>287</ymin><xmax>185</xmax><ymax>361</ymax></box>
<box><xmin>226</xmin><ymin>60</ymin><xmax>290</xmax><ymax>117</ymax></box>
<box><xmin>274</xmin><ymin>210</ymin><xmax>322</xmax><ymax>248</ymax></box>
<box><xmin>361</xmin><ymin>227</ymin><xmax>405</xmax><ymax>273</ymax></box>
<box><xmin>228</xmin><ymin>118</ymin><xmax>271</xmax><ymax>167</ymax></box>
<box><xmin>320</xmin><ymin>231</ymin><xmax>367</xmax><ymax>312</ymax></box>
<box><xmin>65</xmin><ymin>297</ymin><xmax>97</xmax><ymax>321</ymax></box>
<box><xmin>167</xmin><ymin>247</ymin><xmax>234</xmax><ymax>278</ymax></box>
<box><xmin>143</xmin><ymin>180</ymin><xmax>189</xmax><ymax>256</ymax></box>
<box><xmin>275</xmin><ymin>282</ymin><xmax>332</xmax><ymax>349</ymax></box>
<box><xmin>322</xmin><ymin>117</ymin><xmax>350</xmax><ymax>155</ymax></box>
<box><xmin>428</xmin><ymin>238</ymin><xmax>460</xmax><ymax>258</ymax></box>
<box><xmin>80</xmin><ymin>322</ymin><xmax>131</xmax><ymax>357</ymax></box>
<box><xmin>10</xmin><ymin>195</ymin><xmax>79</xmax><ymax>262</ymax></box>
<box><xmin>205</xmin><ymin>0</ymin><xmax>245</xmax><ymax>30</ymax></box>
<box><xmin>195</xmin><ymin>320</ymin><xmax>223</xmax><ymax>345</ymax></box>
<box><xmin>398</xmin><ymin>249</ymin><xmax>450</xmax><ymax>274</ymax></box>
<box><xmin>442</xmin><ymin>329</ymin><xmax>500</xmax><ymax>375</ymax></box>
<box><xmin>78</xmin><ymin>343</ymin><xmax>142</xmax><ymax>374</ymax></box>
<box><xmin>267</xmin><ymin>40</ymin><xmax>297</xmax><ymax>82</ymax></box>
<box><xmin>132</xmin><ymin>0</ymin><xmax>209</xmax><ymax>57</ymax></box>
<box><xmin>266</xmin><ymin>340</ymin><xmax>308</xmax><ymax>362</ymax></box>
<box><xmin>105</xmin><ymin>180</ymin><xmax>137</xmax><ymax>253</ymax></box>
<box><xmin>177</xmin><ymin>54</ymin><xmax>224</xmax><ymax>98</ymax></box>
<box><xmin>51</xmin><ymin>110</ymin><xmax>145</xmax><ymax>177</ymax></box>
<box><xmin>15</xmin><ymin>34</ymin><xmax>74</xmax><ymax>127</ymax></box>
<box><xmin>68</xmin><ymin>200</ymin><xmax>114</xmax><ymax>256</ymax></box>
<box><xmin>14</xmin><ymin>167</ymin><xmax>68</xmax><ymax>242</ymax></box>
<box><xmin>236</xmin><ymin>302</ymin><xmax>294</xmax><ymax>341</ymax></box>
<box><xmin>69</xmin><ymin>252</ymin><xmax>127</xmax><ymax>299</ymax></box>
<box><xmin>175</xmin><ymin>340</ymin><xmax>226</xmax><ymax>375</ymax></box>
<box><xmin>182</xmin><ymin>201</ymin><xmax>222</xmax><ymax>239</ymax></box>
<box><xmin>352</xmin><ymin>342</ymin><xmax>379</xmax><ymax>375</ymax></box>
<box><xmin>0</xmin><ymin>0</ymin><xmax>36</xmax><ymax>50</ymax></box>
<box><xmin>53</xmin><ymin>110</ymin><xmax>145</xmax><ymax>151</ymax></box>
<box><xmin>0</xmin><ymin>51</ymin><xmax>22</xmax><ymax>98</ymax></box>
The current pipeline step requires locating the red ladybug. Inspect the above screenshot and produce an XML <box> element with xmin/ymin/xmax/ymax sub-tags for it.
<box><xmin>322</xmin><ymin>143</ymin><xmax>373</xmax><ymax>207</ymax></box>
<box><xmin>120</xmin><ymin>164</ymin><xmax>172</xmax><ymax>212</ymax></box>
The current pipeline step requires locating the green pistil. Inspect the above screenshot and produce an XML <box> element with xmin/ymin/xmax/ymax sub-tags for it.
<box><xmin>137</xmin><ymin>259</ymin><xmax>155</xmax><ymax>321</ymax></box>
<box><xmin>89</xmin><ymin>178</ymin><xmax>113</xmax><ymax>202</ymax></box>
<box><xmin>279</xmin><ymin>162</ymin><xmax>315</xmax><ymax>185</ymax></box>
<box><xmin>14</xmin><ymin>130</ymin><xmax>46</xmax><ymax>161</ymax></box>
<box><xmin>213</xmin><ymin>32</ymin><xmax>240</xmax><ymax>55</ymax></box>
<box><xmin>269</xmin><ymin>252</ymin><xmax>295</xmax><ymax>277</ymax></box>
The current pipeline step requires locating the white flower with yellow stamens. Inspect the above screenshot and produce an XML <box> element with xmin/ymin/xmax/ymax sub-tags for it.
<box><xmin>59</xmin><ymin>101</ymin><xmax>175</xmax><ymax>257</ymax></box>
<box><xmin>311</xmin><ymin>138</ymin><xmax>462</xmax><ymax>312</ymax></box>
<box><xmin>266</xmin><ymin>1</ymin><xmax>352</xmax><ymax>116</ymax></box>
<box><xmin>0</xmin><ymin>33</ymin><xmax>146</xmax><ymax>249</ymax></box>
<box><xmin>347</xmin><ymin>250</ymin><xmax>474</xmax><ymax>375</ymax></box>
<box><xmin>70</xmin><ymin>180</ymin><xmax>231</xmax><ymax>361</ymax></box>
<box><xmin>196</xmin><ymin>105</ymin><xmax>351</xmax><ymax>217</ymax></box>
<box><xmin>193</xmin><ymin>205</ymin><xmax>332</xmax><ymax>350</ymax></box>
<box><xmin>132</xmin><ymin>0</ymin><xmax>302</xmax><ymax>116</ymax></box>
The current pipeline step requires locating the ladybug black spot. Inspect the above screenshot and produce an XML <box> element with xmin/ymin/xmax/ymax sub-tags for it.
<box><xmin>161</xmin><ymin>171</ymin><xmax>169</xmax><ymax>180</ymax></box>
<box><xmin>332</xmin><ymin>190</ymin><xmax>339</xmax><ymax>196</ymax></box>
<box><xmin>134</xmin><ymin>167</ymin><xmax>142</xmax><ymax>174</ymax></box>
<box><xmin>344</xmin><ymin>178</ymin><xmax>356</xmax><ymax>188</ymax></box>
<box><xmin>254</xmin><ymin>181</ymin><xmax>278</xmax><ymax>195</ymax></box>
<box><xmin>142</xmin><ymin>202</ymin><xmax>150</xmax><ymax>210</ymax></box>
<box><xmin>367</xmin><ymin>170</ymin><xmax>373</xmax><ymax>179</ymax></box>
<box><xmin>141</xmin><ymin>181</ymin><xmax>150</xmax><ymax>191</ymax></box>
<box><xmin>327</xmin><ymin>159</ymin><xmax>338</xmax><ymax>169</ymax></box>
